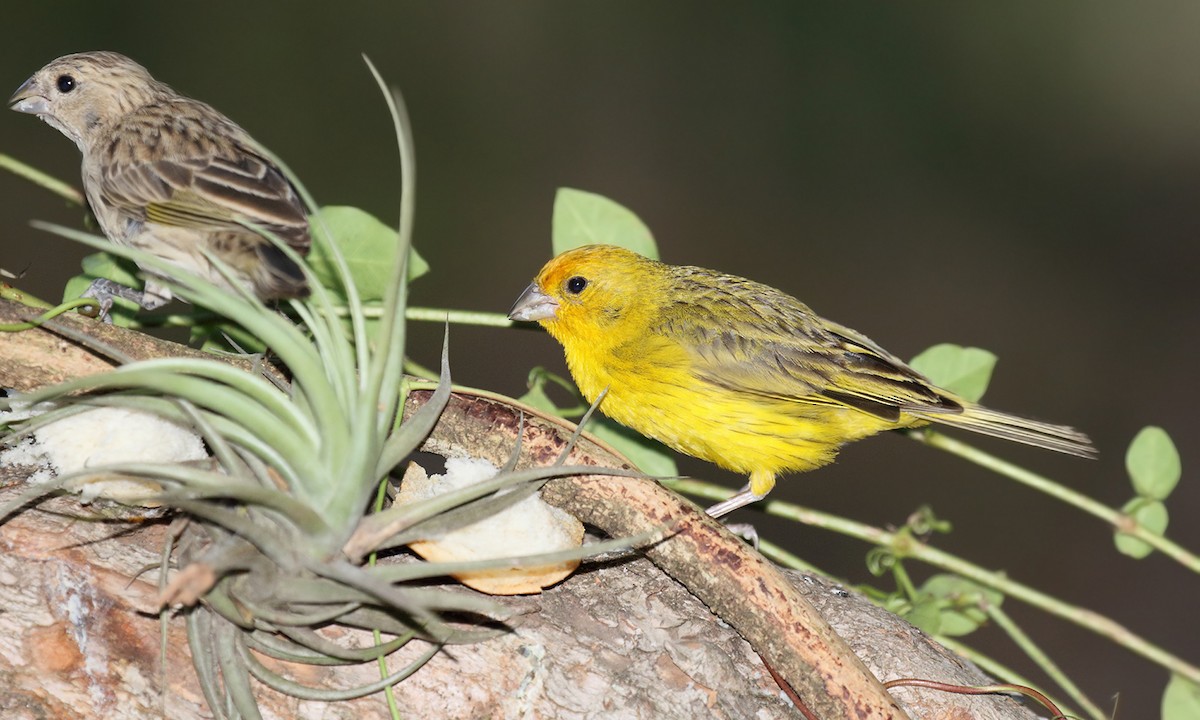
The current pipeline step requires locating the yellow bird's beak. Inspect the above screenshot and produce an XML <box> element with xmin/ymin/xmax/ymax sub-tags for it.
<box><xmin>508</xmin><ymin>283</ymin><xmax>558</xmax><ymax>322</ymax></box>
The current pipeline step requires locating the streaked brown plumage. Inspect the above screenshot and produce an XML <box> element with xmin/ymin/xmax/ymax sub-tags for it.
<box><xmin>8</xmin><ymin>51</ymin><xmax>309</xmax><ymax>311</ymax></box>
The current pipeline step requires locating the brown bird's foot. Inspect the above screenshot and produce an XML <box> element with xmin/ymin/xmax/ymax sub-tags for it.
<box><xmin>81</xmin><ymin>278</ymin><xmax>168</xmax><ymax>322</ymax></box>
<box><xmin>704</xmin><ymin>486</ymin><xmax>766</xmax><ymax>519</ymax></box>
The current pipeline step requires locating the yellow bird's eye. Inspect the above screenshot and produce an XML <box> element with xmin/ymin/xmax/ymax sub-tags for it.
<box><xmin>565</xmin><ymin>276</ymin><xmax>588</xmax><ymax>294</ymax></box>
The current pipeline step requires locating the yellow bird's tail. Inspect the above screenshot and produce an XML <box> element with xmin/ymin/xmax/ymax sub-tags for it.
<box><xmin>913</xmin><ymin>405</ymin><xmax>1097</xmax><ymax>458</ymax></box>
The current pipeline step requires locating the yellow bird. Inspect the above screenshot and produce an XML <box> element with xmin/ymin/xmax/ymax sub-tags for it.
<box><xmin>509</xmin><ymin>244</ymin><xmax>1095</xmax><ymax>517</ymax></box>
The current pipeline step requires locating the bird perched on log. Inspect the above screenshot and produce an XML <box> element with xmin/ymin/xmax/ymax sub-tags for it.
<box><xmin>510</xmin><ymin>244</ymin><xmax>1095</xmax><ymax>517</ymax></box>
<box><xmin>9</xmin><ymin>51</ymin><xmax>310</xmax><ymax>316</ymax></box>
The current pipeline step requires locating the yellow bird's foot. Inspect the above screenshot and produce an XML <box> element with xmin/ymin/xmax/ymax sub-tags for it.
<box><xmin>721</xmin><ymin>522</ymin><xmax>760</xmax><ymax>549</ymax></box>
<box><xmin>704</xmin><ymin>487</ymin><xmax>765</xmax><ymax>519</ymax></box>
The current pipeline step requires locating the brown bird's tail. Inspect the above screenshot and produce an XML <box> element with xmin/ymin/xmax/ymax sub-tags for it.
<box><xmin>254</xmin><ymin>241</ymin><xmax>310</xmax><ymax>299</ymax></box>
<box><xmin>912</xmin><ymin>405</ymin><xmax>1097</xmax><ymax>458</ymax></box>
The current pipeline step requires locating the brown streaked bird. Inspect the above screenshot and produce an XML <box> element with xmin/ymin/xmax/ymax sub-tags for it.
<box><xmin>8</xmin><ymin>51</ymin><xmax>310</xmax><ymax>314</ymax></box>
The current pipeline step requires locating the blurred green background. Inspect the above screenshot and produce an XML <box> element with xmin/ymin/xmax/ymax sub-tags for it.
<box><xmin>2</xmin><ymin>2</ymin><xmax>1195</xmax><ymax>716</ymax></box>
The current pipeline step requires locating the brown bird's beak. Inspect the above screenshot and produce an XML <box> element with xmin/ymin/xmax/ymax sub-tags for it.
<box><xmin>8</xmin><ymin>77</ymin><xmax>47</xmax><ymax>114</ymax></box>
<box><xmin>508</xmin><ymin>283</ymin><xmax>558</xmax><ymax>322</ymax></box>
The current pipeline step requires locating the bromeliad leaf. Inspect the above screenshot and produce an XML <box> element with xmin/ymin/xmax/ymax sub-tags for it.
<box><xmin>552</xmin><ymin>188</ymin><xmax>659</xmax><ymax>259</ymax></box>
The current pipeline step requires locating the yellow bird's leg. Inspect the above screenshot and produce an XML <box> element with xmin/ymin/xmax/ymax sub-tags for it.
<box><xmin>704</xmin><ymin>470</ymin><xmax>776</xmax><ymax>519</ymax></box>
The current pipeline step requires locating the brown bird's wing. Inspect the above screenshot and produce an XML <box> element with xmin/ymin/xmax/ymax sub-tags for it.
<box><xmin>662</xmin><ymin>276</ymin><xmax>959</xmax><ymax>422</ymax></box>
<box><xmin>95</xmin><ymin>98</ymin><xmax>310</xmax><ymax>256</ymax></box>
<box><xmin>99</xmin><ymin>150</ymin><xmax>311</xmax><ymax>255</ymax></box>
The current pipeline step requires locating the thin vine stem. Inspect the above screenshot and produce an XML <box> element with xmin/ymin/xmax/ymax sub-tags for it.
<box><xmin>986</xmin><ymin>603</ymin><xmax>1105</xmax><ymax>720</ymax></box>
<box><xmin>0</xmin><ymin>153</ymin><xmax>84</xmax><ymax>206</ymax></box>
<box><xmin>406</xmin><ymin>306</ymin><xmax>513</xmax><ymax>327</ymax></box>
<box><xmin>914</xmin><ymin>430</ymin><xmax>1200</xmax><ymax>573</ymax></box>
<box><xmin>0</xmin><ymin>285</ymin><xmax>54</xmax><ymax>311</ymax></box>
<box><xmin>662</xmin><ymin>477</ymin><xmax>1200</xmax><ymax>686</ymax></box>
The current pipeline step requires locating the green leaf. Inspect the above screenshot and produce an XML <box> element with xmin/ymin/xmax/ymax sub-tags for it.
<box><xmin>63</xmin><ymin>252</ymin><xmax>141</xmax><ymax>326</ymax></box>
<box><xmin>309</xmin><ymin>205</ymin><xmax>428</xmax><ymax>302</ymax></box>
<box><xmin>1164</xmin><ymin>674</ymin><xmax>1200</xmax><ymax>720</ymax></box>
<box><xmin>1114</xmin><ymin>498</ymin><xmax>1169</xmax><ymax>559</ymax></box>
<box><xmin>1126</xmin><ymin>426</ymin><xmax>1181</xmax><ymax>500</ymax></box>
<box><xmin>585</xmin><ymin>416</ymin><xmax>678</xmax><ymax>477</ymax></box>
<box><xmin>903</xmin><ymin>594</ymin><xmax>942</xmax><ymax>635</ymax></box>
<box><xmin>76</xmin><ymin>252</ymin><xmax>141</xmax><ymax>288</ymax></box>
<box><xmin>909</xmin><ymin>344</ymin><xmax>997</xmax><ymax>402</ymax></box>
<box><xmin>516</xmin><ymin>368</ymin><xmax>588</xmax><ymax>417</ymax></box>
<box><xmin>516</xmin><ymin>381</ymin><xmax>558</xmax><ymax>415</ymax></box>
<box><xmin>918</xmin><ymin>574</ymin><xmax>1002</xmax><ymax>637</ymax></box>
<box><xmin>936</xmin><ymin>608</ymin><xmax>985</xmax><ymax>637</ymax></box>
<box><xmin>552</xmin><ymin>188</ymin><xmax>659</xmax><ymax>259</ymax></box>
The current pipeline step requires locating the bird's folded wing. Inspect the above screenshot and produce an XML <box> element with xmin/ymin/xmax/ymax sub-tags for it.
<box><xmin>100</xmin><ymin>152</ymin><xmax>310</xmax><ymax>253</ymax></box>
<box><xmin>683</xmin><ymin>315</ymin><xmax>960</xmax><ymax>421</ymax></box>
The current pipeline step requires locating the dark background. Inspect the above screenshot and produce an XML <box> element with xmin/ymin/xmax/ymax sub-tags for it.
<box><xmin>2</xmin><ymin>3</ymin><xmax>1195</xmax><ymax>717</ymax></box>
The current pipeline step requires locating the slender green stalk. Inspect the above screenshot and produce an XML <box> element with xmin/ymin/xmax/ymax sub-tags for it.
<box><xmin>916</xmin><ymin>431</ymin><xmax>1200</xmax><ymax>572</ymax></box>
<box><xmin>0</xmin><ymin>284</ymin><xmax>54</xmax><ymax>311</ymax></box>
<box><xmin>986</xmin><ymin>604</ymin><xmax>1105</xmax><ymax>720</ymax></box>
<box><xmin>755</xmin><ymin>538</ymin><xmax>819</xmax><ymax>572</ymax></box>
<box><xmin>118</xmin><ymin>358</ymin><xmax>319</xmax><ymax>444</ymax></box>
<box><xmin>0</xmin><ymin>153</ymin><xmax>84</xmax><ymax>205</ymax></box>
<box><xmin>402</xmin><ymin>356</ymin><xmax>437</xmax><ymax>381</ymax></box>
<box><xmin>0</xmin><ymin>301</ymin><xmax>86</xmax><ymax>330</ymax></box>
<box><xmin>662</xmin><ymin>477</ymin><xmax>1200</xmax><ymax>686</ymax></box>
<box><xmin>890</xmin><ymin>559</ymin><xmax>919</xmax><ymax>600</ymax></box>
<box><xmin>406</xmin><ymin>306</ymin><xmax>514</xmax><ymax>327</ymax></box>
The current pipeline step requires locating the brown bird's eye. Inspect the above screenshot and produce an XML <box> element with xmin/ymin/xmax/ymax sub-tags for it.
<box><xmin>56</xmin><ymin>75</ymin><xmax>76</xmax><ymax>93</ymax></box>
<box><xmin>566</xmin><ymin>276</ymin><xmax>588</xmax><ymax>294</ymax></box>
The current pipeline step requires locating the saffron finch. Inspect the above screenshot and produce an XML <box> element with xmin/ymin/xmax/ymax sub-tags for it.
<box><xmin>509</xmin><ymin>244</ymin><xmax>1095</xmax><ymax>517</ymax></box>
<box><xmin>9</xmin><ymin>51</ymin><xmax>309</xmax><ymax>315</ymax></box>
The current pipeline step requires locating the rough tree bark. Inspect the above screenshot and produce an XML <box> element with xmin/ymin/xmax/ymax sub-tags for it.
<box><xmin>0</xmin><ymin>297</ymin><xmax>1043</xmax><ymax>719</ymax></box>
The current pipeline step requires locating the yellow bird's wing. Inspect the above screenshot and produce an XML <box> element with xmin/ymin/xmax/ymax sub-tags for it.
<box><xmin>660</xmin><ymin>275</ymin><xmax>961</xmax><ymax>422</ymax></box>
